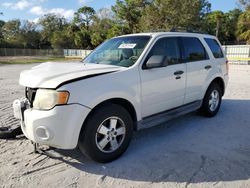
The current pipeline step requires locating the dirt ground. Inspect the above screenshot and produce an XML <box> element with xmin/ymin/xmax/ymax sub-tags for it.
<box><xmin>0</xmin><ymin>64</ymin><xmax>250</xmax><ymax>188</ymax></box>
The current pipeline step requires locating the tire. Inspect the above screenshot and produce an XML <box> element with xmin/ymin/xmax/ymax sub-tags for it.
<box><xmin>0</xmin><ymin>126</ymin><xmax>23</xmax><ymax>139</ymax></box>
<box><xmin>199</xmin><ymin>83</ymin><xmax>222</xmax><ymax>117</ymax></box>
<box><xmin>78</xmin><ymin>103</ymin><xmax>133</xmax><ymax>163</ymax></box>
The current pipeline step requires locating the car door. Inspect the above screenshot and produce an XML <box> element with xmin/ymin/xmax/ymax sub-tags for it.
<box><xmin>180</xmin><ymin>37</ymin><xmax>212</xmax><ymax>104</ymax></box>
<box><xmin>139</xmin><ymin>37</ymin><xmax>187</xmax><ymax>118</ymax></box>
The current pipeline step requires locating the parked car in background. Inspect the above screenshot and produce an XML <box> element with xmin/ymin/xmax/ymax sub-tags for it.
<box><xmin>13</xmin><ymin>31</ymin><xmax>228</xmax><ymax>163</ymax></box>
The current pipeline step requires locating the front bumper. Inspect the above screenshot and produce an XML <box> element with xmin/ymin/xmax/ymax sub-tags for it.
<box><xmin>13</xmin><ymin>99</ymin><xmax>91</xmax><ymax>149</ymax></box>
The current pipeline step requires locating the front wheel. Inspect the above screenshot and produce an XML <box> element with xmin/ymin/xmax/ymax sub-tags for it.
<box><xmin>199</xmin><ymin>83</ymin><xmax>222</xmax><ymax>117</ymax></box>
<box><xmin>78</xmin><ymin>104</ymin><xmax>133</xmax><ymax>163</ymax></box>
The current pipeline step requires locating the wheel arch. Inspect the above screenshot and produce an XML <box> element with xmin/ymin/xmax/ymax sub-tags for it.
<box><xmin>202</xmin><ymin>76</ymin><xmax>225</xmax><ymax>102</ymax></box>
<box><xmin>209</xmin><ymin>77</ymin><xmax>225</xmax><ymax>96</ymax></box>
<box><xmin>82</xmin><ymin>98</ymin><xmax>138</xmax><ymax>132</ymax></box>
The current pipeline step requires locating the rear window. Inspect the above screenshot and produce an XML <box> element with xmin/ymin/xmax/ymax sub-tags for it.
<box><xmin>182</xmin><ymin>37</ymin><xmax>208</xmax><ymax>62</ymax></box>
<box><xmin>204</xmin><ymin>38</ymin><xmax>224</xmax><ymax>58</ymax></box>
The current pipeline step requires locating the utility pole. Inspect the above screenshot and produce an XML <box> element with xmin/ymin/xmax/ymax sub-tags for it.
<box><xmin>215</xmin><ymin>12</ymin><xmax>223</xmax><ymax>38</ymax></box>
<box><xmin>216</xmin><ymin>19</ymin><xmax>220</xmax><ymax>38</ymax></box>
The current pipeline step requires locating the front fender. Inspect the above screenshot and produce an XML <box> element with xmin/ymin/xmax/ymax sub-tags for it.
<box><xmin>84</xmin><ymin>88</ymin><xmax>141</xmax><ymax>121</ymax></box>
<box><xmin>59</xmin><ymin>69</ymin><xmax>142</xmax><ymax>121</ymax></box>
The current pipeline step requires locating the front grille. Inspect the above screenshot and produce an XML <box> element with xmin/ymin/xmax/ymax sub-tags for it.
<box><xmin>25</xmin><ymin>87</ymin><xmax>37</xmax><ymax>107</ymax></box>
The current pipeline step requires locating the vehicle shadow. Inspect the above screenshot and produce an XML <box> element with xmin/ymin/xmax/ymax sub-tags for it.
<box><xmin>54</xmin><ymin>99</ymin><xmax>250</xmax><ymax>184</ymax></box>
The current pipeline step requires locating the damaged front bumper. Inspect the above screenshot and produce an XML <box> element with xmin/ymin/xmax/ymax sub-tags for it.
<box><xmin>12</xmin><ymin>98</ymin><xmax>91</xmax><ymax>149</ymax></box>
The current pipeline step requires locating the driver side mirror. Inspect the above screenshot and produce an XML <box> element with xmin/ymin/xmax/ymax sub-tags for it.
<box><xmin>145</xmin><ymin>55</ymin><xmax>168</xmax><ymax>69</ymax></box>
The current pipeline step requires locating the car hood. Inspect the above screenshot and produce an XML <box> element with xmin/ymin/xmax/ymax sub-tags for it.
<box><xmin>19</xmin><ymin>61</ymin><xmax>124</xmax><ymax>89</ymax></box>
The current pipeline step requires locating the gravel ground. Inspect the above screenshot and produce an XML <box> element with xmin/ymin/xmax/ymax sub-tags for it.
<box><xmin>0</xmin><ymin>64</ymin><xmax>250</xmax><ymax>188</ymax></box>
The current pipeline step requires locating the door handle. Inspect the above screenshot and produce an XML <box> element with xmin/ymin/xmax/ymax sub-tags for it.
<box><xmin>205</xmin><ymin>65</ymin><xmax>212</xmax><ymax>70</ymax></box>
<box><xmin>174</xmin><ymin>70</ymin><xmax>184</xmax><ymax>76</ymax></box>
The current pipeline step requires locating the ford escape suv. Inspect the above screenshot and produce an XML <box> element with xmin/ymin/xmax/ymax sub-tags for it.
<box><xmin>13</xmin><ymin>32</ymin><xmax>229</xmax><ymax>163</ymax></box>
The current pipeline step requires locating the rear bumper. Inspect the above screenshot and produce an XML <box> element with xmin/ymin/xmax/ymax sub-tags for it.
<box><xmin>21</xmin><ymin>104</ymin><xmax>91</xmax><ymax>149</ymax></box>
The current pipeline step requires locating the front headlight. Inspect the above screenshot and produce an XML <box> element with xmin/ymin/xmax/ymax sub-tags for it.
<box><xmin>33</xmin><ymin>89</ymin><xmax>69</xmax><ymax>110</ymax></box>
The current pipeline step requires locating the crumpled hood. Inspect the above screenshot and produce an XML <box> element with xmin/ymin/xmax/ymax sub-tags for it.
<box><xmin>19</xmin><ymin>61</ymin><xmax>124</xmax><ymax>88</ymax></box>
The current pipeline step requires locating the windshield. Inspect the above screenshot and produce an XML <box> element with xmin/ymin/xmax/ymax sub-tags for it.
<box><xmin>83</xmin><ymin>36</ymin><xmax>151</xmax><ymax>67</ymax></box>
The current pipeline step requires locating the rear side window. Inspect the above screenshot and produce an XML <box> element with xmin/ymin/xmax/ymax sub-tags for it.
<box><xmin>204</xmin><ymin>38</ymin><xmax>224</xmax><ymax>58</ymax></box>
<box><xmin>182</xmin><ymin>37</ymin><xmax>208</xmax><ymax>62</ymax></box>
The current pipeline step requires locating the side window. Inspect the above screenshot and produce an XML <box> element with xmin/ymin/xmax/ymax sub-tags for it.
<box><xmin>204</xmin><ymin>38</ymin><xmax>224</xmax><ymax>58</ymax></box>
<box><xmin>182</xmin><ymin>37</ymin><xmax>208</xmax><ymax>62</ymax></box>
<box><xmin>144</xmin><ymin>37</ymin><xmax>181</xmax><ymax>66</ymax></box>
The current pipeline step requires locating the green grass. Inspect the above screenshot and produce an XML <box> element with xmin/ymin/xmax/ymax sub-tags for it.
<box><xmin>0</xmin><ymin>57</ymin><xmax>81</xmax><ymax>64</ymax></box>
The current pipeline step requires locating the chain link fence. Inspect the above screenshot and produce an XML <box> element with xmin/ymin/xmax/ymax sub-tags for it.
<box><xmin>0</xmin><ymin>48</ymin><xmax>64</xmax><ymax>57</ymax></box>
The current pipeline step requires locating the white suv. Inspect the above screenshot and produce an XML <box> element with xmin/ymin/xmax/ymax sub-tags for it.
<box><xmin>13</xmin><ymin>32</ymin><xmax>229</xmax><ymax>162</ymax></box>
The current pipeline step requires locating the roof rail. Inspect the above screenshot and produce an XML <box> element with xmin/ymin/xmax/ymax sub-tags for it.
<box><xmin>146</xmin><ymin>29</ymin><xmax>169</xmax><ymax>33</ymax></box>
<box><xmin>170</xmin><ymin>27</ymin><xmax>207</xmax><ymax>34</ymax></box>
<box><xmin>146</xmin><ymin>28</ymin><xmax>208</xmax><ymax>34</ymax></box>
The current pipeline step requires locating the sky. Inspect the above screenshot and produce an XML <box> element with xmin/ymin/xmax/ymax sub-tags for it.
<box><xmin>0</xmin><ymin>0</ymin><xmax>239</xmax><ymax>22</ymax></box>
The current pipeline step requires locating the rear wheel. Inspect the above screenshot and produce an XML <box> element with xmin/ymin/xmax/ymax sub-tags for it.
<box><xmin>78</xmin><ymin>103</ymin><xmax>133</xmax><ymax>163</ymax></box>
<box><xmin>199</xmin><ymin>83</ymin><xmax>222</xmax><ymax>117</ymax></box>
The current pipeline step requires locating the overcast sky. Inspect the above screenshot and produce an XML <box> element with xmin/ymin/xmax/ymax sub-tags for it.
<box><xmin>0</xmin><ymin>0</ymin><xmax>239</xmax><ymax>22</ymax></box>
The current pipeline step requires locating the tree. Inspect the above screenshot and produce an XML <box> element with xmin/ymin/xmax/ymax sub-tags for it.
<box><xmin>202</xmin><ymin>9</ymin><xmax>242</xmax><ymax>44</ymax></box>
<box><xmin>112</xmin><ymin>0</ymin><xmax>151</xmax><ymax>33</ymax></box>
<box><xmin>224</xmin><ymin>9</ymin><xmax>242</xmax><ymax>43</ymax></box>
<box><xmin>74</xmin><ymin>28</ymin><xmax>92</xmax><ymax>49</ymax></box>
<box><xmin>0</xmin><ymin>2</ymin><xmax>246</xmax><ymax>48</ymax></box>
<box><xmin>19</xmin><ymin>21</ymin><xmax>41</xmax><ymax>48</ymax></box>
<box><xmin>237</xmin><ymin>7</ymin><xmax>250</xmax><ymax>44</ymax></box>
<box><xmin>107</xmin><ymin>22</ymin><xmax>129</xmax><ymax>38</ymax></box>
<box><xmin>238</xmin><ymin>0</ymin><xmax>250</xmax><ymax>9</ymax></box>
<box><xmin>51</xmin><ymin>31</ymin><xmax>72</xmax><ymax>49</ymax></box>
<box><xmin>39</xmin><ymin>14</ymin><xmax>67</xmax><ymax>48</ymax></box>
<box><xmin>90</xmin><ymin>17</ymin><xmax>114</xmax><ymax>46</ymax></box>
<box><xmin>89</xmin><ymin>8</ymin><xmax>117</xmax><ymax>46</ymax></box>
<box><xmin>1</xmin><ymin>19</ymin><xmax>42</xmax><ymax>48</ymax></box>
<box><xmin>215</xmin><ymin>12</ymin><xmax>223</xmax><ymax>37</ymax></box>
<box><xmin>71</xmin><ymin>6</ymin><xmax>96</xmax><ymax>49</ymax></box>
<box><xmin>0</xmin><ymin>20</ymin><xmax>4</xmax><ymax>28</ymax></box>
<box><xmin>139</xmin><ymin>0</ymin><xmax>211</xmax><ymax>32</ymax></box>
<box><xmin>74</xmin><ymin>6</ymin><xmax>96</xmax><ymax>29</ymax></box>
<box><xmin>64</xmin><ymin>24</ymin><xmax>79</xmax><ymax>48</ymax></box>
<box><xmin>97</xmin><ymin>8</ymin><xmax>114</xmax><ymax>20</ymax></box>
<box><xmin>0</xmin><ymin>20</ymin><xmax>5</xmax><ymax>47</ymax></box>
<box><xmin>1</xmin><ymin>19</ymin><xmax>21</xmax><ymax>47</ymax></box>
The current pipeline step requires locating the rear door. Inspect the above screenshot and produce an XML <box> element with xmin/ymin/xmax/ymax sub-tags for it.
<box><xmin>181</xmin><ymin>37</ymin><xmax>211</xmax><ymax>104</ymax></box>
<box><xmin>139</xmin><ymin>37</ymin><xmax>186</xmax><ymax>118</ymax></box>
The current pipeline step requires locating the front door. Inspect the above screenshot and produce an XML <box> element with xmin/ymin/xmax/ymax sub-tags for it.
<box><xmin>139</xmin><ymin>37</ymin><xmax>187</xmax><ymax>118</ymax></box>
